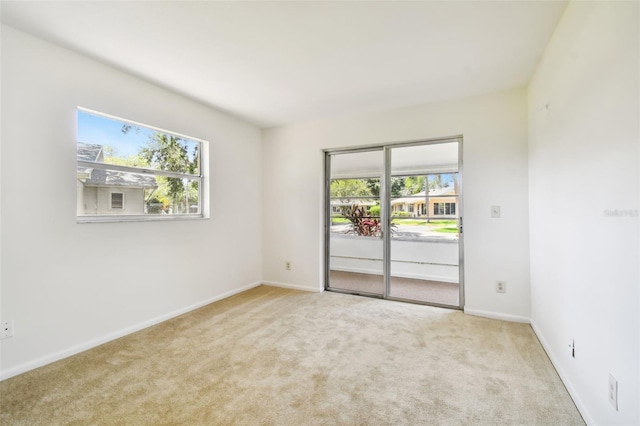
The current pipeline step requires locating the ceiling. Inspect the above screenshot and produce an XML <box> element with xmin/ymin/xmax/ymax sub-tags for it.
<box><xmin>1</xmin><ymin>1</ymin><xmax>567</xmax><ymax>129</ymax></box>
<box><xmin>330</xmin><ymin>140</ymin><xmax>459</xmax><ymax>178</ymax></box>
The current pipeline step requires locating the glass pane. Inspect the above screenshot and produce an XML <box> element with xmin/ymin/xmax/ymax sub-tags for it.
<box><xmin>428</xmin><ymin>173</ymin><xmax>458</xmax><ymax>195</ymax></box>
<box><xmin>145</xmin><ymin>178</ymin><xmax>200</xmax><ymax>215</ymax></box>
<box><xmin>77</xmin><ymin>168</ymin><xmax>200</xmax><ymax>216</ymax></box>
<box><xmin>389</xmin><ymin>142</ymin><xmax>460</xmax><ymax>306</ymax></box>
<box><xmin>330</xmin><ymin>178</ymin><xmax>380</xmax><ymax>236</ymax></box>
<box><xmin>77</xmin><ymin>110</ymin><xmax>200</xmax><ymax>176</ymax></box>
<box><xmin>77</xmin><ymin>109</ymin><xmax>205</xmax><ymax>219</ymax></box>
<box><xmin>328</xmin><ymin>150</ymin><xmax>384</xmax><ymax>295</ymax></box>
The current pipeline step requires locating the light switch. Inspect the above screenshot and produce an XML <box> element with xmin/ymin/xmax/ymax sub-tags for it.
<box><xmin>491</xmin><ymin>205</ymin><xmax>501</xmax><ymax>218</ymax></box>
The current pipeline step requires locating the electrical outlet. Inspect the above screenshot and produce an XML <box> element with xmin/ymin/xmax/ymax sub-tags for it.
<box><xmin>568</xmin><ymin>339</ymin><xmax>575</xmax><ymax>358</ymax></box>
<box><xmin>1</xmin><ymin>320</ymin><xmax>14</xmax><ymax>339</ymax></box>
<box><xmin>608</xmin><ymin>374</ymin><xmax>618</xmax><ymax>410</ymax></box>
<box><xmin>285</xmin><ymin>261</ymin><xmax>291</xmax><ymax>271</ymax></box>
<box><xmin>495</xmin><ymin>281</ymin><xmax>506</xmax><ymax>293</ymax></box>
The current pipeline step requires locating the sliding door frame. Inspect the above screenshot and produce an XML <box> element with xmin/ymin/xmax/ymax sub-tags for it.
<box><xmin>324</xmin><ymin>135</ymin><xmax>464</xmax><ymax>309</ymax></box>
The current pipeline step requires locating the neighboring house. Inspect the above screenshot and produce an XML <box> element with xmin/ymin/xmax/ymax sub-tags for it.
<box><xmin>391</xmin><ymin>186</ymin><xmax>458</xmax><ymax>218</ymax></box>
<box><xmin>77</xmin><ymin>143</ymin><xmax>158</xmax><ymax>216</ymax></box>
<box><xmin>330</xmin><ymin>198</ymin><xmax>377</xmax><ymax>215</ymax></box>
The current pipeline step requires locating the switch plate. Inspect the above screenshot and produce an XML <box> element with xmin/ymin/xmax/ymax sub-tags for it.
<box><xmin>1</xmin><ymin>320</ymin><xmax>14</xmax><ymax>339</ymax></box>
<box><xmin>491</xmin><ymin>205</ymin><xmax>501</xmax><ymax>218</ymax></box>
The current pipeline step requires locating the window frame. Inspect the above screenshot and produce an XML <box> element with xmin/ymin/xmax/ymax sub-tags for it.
<box><xmin>110</xmin><ymin>192</ymin><xmax>125</xmax><ymax>210</ymax></box>
<box><xmin>76</xmin><ymin>107</ymin><xmax>209</xmax><ymax>223</ymax></box>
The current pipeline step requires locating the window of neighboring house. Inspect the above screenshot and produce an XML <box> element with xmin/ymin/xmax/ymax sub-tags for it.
<box><xmin>111</xmin><ymin>192</ymin><xmax>124</xmax><ymax>209</ymax></box>
<box><xmin>433</xmin><ymin>202</ymin><xmax>456</xmax><ymax>216</ymax></box>
<box><xmin>76</xmin><ymin>107</ymin><xmax>207</xmax><ymax>222</ymax></box>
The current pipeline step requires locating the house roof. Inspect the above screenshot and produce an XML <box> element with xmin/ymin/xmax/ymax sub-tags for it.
<box><xmin>391</xmin><ymin>186</ymin><xmax>456</xmax><ymax>205</ymax></box>
<box><xmin>330</xmin><ymin>199</ymin><xmax>377</xmax><ymax>207</ymax></box>
<box><xmin>77</xmin><ymin>142</ymin><xmax>157</xmax><ymax>189</ymax></box>
<box><xmin>83</xmin><ymin>168</ymin><xmax>158</xmax><ymax>189</ymax></box>
<box><xmin>77</xmin><ymin>143</ymin><xmax>102</xmax><ymax>162</ymax></box>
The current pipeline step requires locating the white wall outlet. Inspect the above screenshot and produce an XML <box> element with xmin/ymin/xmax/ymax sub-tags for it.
<box><xmin>495</xmin><ymin>281</ymin><xmax>506</xmax><ymax>293</ymax></box>
<box><xmin>490</xmin><ymin>205</ymin><xmax>501</xmax><ymax>218</ymax></box>
<box><xmin>1</xmin><ymin>320</ymin><xmax>14</xmax><ymax>339</ymax></box>
<box><xmin>285</xmin><ymin>261</ymin><xmax>291</xmax><ymax>270</ymax></box>
<box><xmin>608</xmin><ymin>374</ymin><xmax>618</xmax><ymax>410</ymax></box>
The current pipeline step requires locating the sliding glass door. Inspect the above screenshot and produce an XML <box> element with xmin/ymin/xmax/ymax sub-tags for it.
<box><xmin>326</xmin><ymin>149</ymin><xmax>385</xmax><ymax>297</ymax></box>
<box><xmin>387</xmin><ymin>142</ymin><xmax>461</xmax><ymax>306</ymax></box>
<box><xmin>325</xmin><ymin>138</ymin><xmax>463</xmax><ymax>308</ymax></box>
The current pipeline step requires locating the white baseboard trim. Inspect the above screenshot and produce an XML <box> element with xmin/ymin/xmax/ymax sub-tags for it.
<box><xmin>262</xmin><ymin>280</ymin><xmax>323</xmax><ymax>293</ymax></box>
<box><xmin>0</xmin><ymin>281</ymin><xmax>262</xmax><ymax>381</ymax></box>
<box><xmin>530</xmin><ymin>320</ymin><xmax>593</xmax><ymax>425</ymax></box>
<box><xmin>463</xmin><ymin>308</ymin><xmax>530</xmax><ymax>323</ymax></box>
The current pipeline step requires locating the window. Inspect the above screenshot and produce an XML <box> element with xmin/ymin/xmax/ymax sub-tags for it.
<box><xmin>111</xmin><ymin>193</ymin><xmax>124</xmax><ymax>209</ymax></box>
<box><xmin>77</xmin><ymin>108</ymin><xmax>207</xmax><ymax>222</ymax></box>
<box><xmin>433</xmin><ymin>202</ymin><xmax>456</xmax><ymax>216</ymax></box>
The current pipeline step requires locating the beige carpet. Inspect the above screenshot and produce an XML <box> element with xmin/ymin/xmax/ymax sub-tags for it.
<box><xmin>329</xmin><ymin>270</ymin><xmax>459</xmax><ymax>306</ymax></box>
<box><xmin>0</xmin><ymin>285</ymin><xmax>583</xmax><ymax>425</ymax></box>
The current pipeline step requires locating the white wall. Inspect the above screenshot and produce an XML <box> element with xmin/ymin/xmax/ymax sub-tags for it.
<box><xmin>0</xmin><ymin>26</ymin><xmax>263</xmax><ymax>379</ymax></box>
<box><xmin>262</xmin><ymin>87</ymin><xmax>531</xmax><ymax>321</ymax></box>
<box><xmin>528</xmin><ymin>2</ymin><xmax>639</xmax><ymax>425</ymax></box>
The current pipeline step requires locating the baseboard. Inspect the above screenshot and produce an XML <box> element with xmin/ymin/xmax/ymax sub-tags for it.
<box><xmin>463</xmin><ymin>308</ymin><xmax>530</xmax><ymax>323</ymax></box>
<box><xmin>262</xmin><ymin>280</ymin><xmax>323</xmax><ymax>293</ymax></box>
<box><xmin>0</xmin><ymin>281</ymin><xmax>262</xmax><ymax>381</ymax></box>
<box><xmin>530</xmin><ymin>320</ymin><xmax>593</xmax><ymax>425</ymax></box>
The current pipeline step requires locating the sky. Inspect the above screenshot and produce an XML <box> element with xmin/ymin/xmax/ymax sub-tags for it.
<box><xmin>77</xmin><ymin>110</ymin><xmax>154</xmax><ymax>157</ymax></box>
<box><xmin>76</xmin><ymin>110</ymin><xmax>199</xmax><ymax>160</ymax></box>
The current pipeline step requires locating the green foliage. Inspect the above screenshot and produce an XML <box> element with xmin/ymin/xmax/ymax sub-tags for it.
<box><xmin>433</xmin><ymin>226</ymin><xmax>459</xmax><ymax>234</ymax></box>
<box><xmin>390</xmin><ymin>177</ymin><xmax>405</xmax><ymax>197</ymax></box>
<box><xmin>365</xmin><ymin>179</ymin><xmax>380</xmax><ymax>197</ymax></box>
<box><xmin>404</xmin><ymin>176</ymin><xmax>426</xmax><ymax>194</ymax></box>
<box><xmin>330</xmin><ymin>179</ymin><xmax>373</xmax><ymax>197</ymax></box>
<box><xmin>369</xmin><ymin>205</ymin><xmax>380</xmax><ymax>217</ymax></box>
<box><xmin>140</xmin><ymin>133</ymin><xmax>199</xmax><ymax>213</ymax></box>
<box><xmin>103</xmin><ymin>146</ymin><xmax>149</xmax><ymax>168</ymax></box>
<box><xmin>428</xmin><ymin>220</ymin><xmax>457</xmax><ymax>225</ymax></box>
<box><xmin>331</xmin><ymin>217</ymin><xmax>350</xmax><ymax>224</ymax></box>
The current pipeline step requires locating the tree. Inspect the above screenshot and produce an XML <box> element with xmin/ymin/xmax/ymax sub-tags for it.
<box><xmin>365</xmin><ymin>179</ymin><xmax>380</xmax><ymax>197</ymax></box>
<box><xmin>404</xmin><ymin>176</ymin><xmax>426</xmax><ymax>195</ymax></box>
<box><xmin>330</xmin><ymin>179</ymin><xmax>373</xmax><ymax>197</ymax></box>
<box><xmin>390</xmin><ymin>177</ymin><xmax>406</xmax><ymax>197</ymax></box>
<box><xmin>139</xmin><ymin>133</ymin><xmax>199</xmax><ymax>214</ymax></box>
<box><xmin>429</xmin><ymin>174</ymin><xmax>444</xmax><ymax>190</ymax></box>
<box><xmin>103</xmin><ymin>145</ymin><xmax>149</xmax><ymax>168</ymax></box>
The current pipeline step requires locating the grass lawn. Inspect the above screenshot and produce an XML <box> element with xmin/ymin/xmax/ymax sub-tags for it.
<box><xmin>391</xmin><ymin>219</ymin><xmax>457</xmax><ymax>226</ymax></box>
<box><xmin>433</xmin><ymin>226</ymin><xmax>459</xmax><ymax>233</ymax></box>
